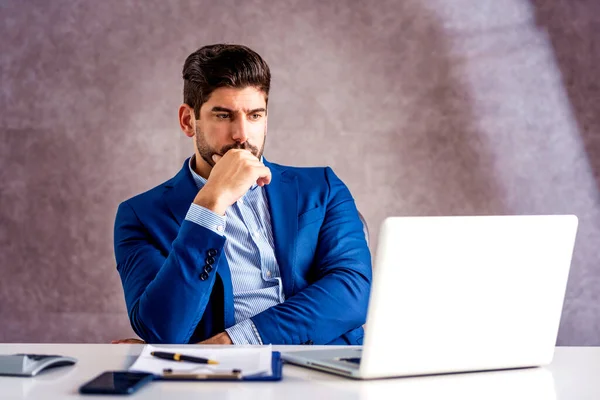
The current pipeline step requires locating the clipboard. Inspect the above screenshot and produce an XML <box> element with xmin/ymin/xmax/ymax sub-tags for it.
<box><xmin>156</xmin><ymin>352</ymin><xmax>283</xmax><ymax>382</ymax></box>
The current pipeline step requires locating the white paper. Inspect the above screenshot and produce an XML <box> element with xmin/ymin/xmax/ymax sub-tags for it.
<box><xmin>129</xmin><ymin>345</ymin><xmax>273</xmax><ymax>377</ymax></box>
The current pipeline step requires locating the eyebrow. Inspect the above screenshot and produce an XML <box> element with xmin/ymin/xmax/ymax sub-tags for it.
<box><xmin>211</xmin><ymin>106</ymin><xmax>267</xmax><ymax>114</ymax></box>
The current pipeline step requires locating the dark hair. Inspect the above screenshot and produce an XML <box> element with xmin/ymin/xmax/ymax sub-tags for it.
<box><xmin>182</xmin><ymin>44</ymin><xmax>271</xmax><ymax>119</ymax></box>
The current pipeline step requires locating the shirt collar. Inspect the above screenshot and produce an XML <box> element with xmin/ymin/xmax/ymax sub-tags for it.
<box><xmin>188</xmin><ymin>154</ymin><xmax>261</xmax><ymax>192</ymax></box>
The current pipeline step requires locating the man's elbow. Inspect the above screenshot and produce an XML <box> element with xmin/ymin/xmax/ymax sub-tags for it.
<box><xmin>355</xmin><ymin>278</ymin><xmax>371</xmax><ymax>325</ymax></box>
<box><xmin>129</xmin><ymin>303</ymin><xmax>189</xmax><ymax>344</ymax></box>
<box><xmin>341</xmin><ymin>268</ymin><xmax>371</xmax><ymax>326</ymax></box>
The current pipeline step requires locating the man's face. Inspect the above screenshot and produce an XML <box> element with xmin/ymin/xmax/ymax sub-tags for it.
<box><xmin>195</xmin><ymin>86</ymin><xmax>267</xmax><ymax>167</ymax></box>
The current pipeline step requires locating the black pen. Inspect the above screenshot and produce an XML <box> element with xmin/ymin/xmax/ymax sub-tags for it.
<box><xmin>151</xmin><ymin>351</ymin><xmax>219</xmax><ymax>365</ymax></box>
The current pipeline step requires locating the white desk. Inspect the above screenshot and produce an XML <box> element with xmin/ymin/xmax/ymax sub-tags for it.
<box><xmin>0</xmin><ymin>344</ymin><xmax>598</xmax><ymax>399</ymax></box>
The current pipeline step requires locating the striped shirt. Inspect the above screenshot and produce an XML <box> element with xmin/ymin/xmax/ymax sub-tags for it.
<box><xmin>184</xmin><ymin>156</ymin><xmax>284</xmax><ymax>344</ymax></box>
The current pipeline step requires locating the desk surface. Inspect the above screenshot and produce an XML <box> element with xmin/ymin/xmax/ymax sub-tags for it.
<box><xmin>0</xmin><ymin>344</ymin><xmax>598</xmax><ymax>399</ymax></box>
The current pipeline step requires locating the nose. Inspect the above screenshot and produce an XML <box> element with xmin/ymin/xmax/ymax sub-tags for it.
<box><xmin>231</xmin><ymin>117</ymin><xmax>249</xmax><ymax>143</ymax></box>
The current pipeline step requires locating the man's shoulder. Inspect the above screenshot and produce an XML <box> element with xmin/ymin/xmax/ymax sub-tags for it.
<box><xmin>265</xmin><ymin>161</ymin><xmax>354</xmax><ymax>206</ymax></box>
<box><xmin>265</xmin><ymin>160</ymin><xmax>338</xmax><ymax>184</ymax></box>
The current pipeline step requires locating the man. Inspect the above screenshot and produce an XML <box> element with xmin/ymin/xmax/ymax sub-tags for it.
<box><xmin>114</xmin><ymin>44</ymin><xmax>371</xmax><ymax>345</ymax></box>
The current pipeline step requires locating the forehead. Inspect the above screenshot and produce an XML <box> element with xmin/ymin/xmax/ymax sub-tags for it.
<box><xmin>202</xmin><ymin>87</ymin><xmax>267</xmax><ymax>111</ymax></box>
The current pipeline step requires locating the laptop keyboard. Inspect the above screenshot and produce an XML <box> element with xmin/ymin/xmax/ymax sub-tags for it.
<box><xmin>338</xmin><ymin>357</ymin><xmax>361</xmax><ymax>364</ymax></box>
<box><xmin>15</xmin><ymin>354</ymin><xmax>59</xmax><ymax>361</ymax></box>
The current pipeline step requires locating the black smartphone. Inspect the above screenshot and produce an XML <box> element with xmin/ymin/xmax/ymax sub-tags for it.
<box><xmin>79</xmin><ymin>371</ymin><xmax>154</xmax><ymax>395</ymax></box>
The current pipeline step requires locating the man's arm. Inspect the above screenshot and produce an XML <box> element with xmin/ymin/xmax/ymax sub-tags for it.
<box><xmin>116</xmin><ymin>150</ymin><xmax>272</xmax><ymax>345</ymax></box>
<box><xmin>114</xmin><ymin>202</ymin><xmax>226</xmax><ymax>344</ymax></box>
<box><xmin>251</xmin><ymin>167</ymin><xmax>372</xmax><ymax>344</ymax></box>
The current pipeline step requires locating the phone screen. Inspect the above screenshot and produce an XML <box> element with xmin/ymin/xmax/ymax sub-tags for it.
<box><xmin>79</xmin><ymin>371</ymin><xmax>154</xmax><ymax>394</ymax></box>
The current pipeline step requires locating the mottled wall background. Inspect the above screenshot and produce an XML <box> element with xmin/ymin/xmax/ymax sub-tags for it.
<box><xmin>1</xmin><ymin>0</ymin><xmax>598</xmax><ymax>344</ymax></box>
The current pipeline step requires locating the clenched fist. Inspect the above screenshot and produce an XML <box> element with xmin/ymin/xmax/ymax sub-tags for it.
<box><xmin>193</xmin><ymin>149</ymin><xmax>272</xmax><ymax>215</ymax></box>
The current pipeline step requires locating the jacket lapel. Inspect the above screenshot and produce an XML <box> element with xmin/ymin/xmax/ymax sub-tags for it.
<box><xmin>263</xmin><ymin>159</ymin><xmax>298</xmax><ymax>297</ymax></box>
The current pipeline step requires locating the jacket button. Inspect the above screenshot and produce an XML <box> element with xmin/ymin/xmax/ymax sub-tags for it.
<box><xmin>199</xmin><ymin>272</ymin><xmax>209</xmax><ymax>281</ymax></box>
<box><xmin>203</xmin><ymin>264</ymin><xmax>213</xmax><ymax>273</ymax></box>
<box><xmin>207</xmin><ymin>249</ymin><xmax>217</xmax><ymax>257</ymax></box>
<box><xmin>205</xmin><ymin>256</ymin><xmax>215</xmax><ymax>265</ymax></box>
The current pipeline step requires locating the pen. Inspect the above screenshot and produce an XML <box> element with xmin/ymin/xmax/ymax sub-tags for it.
<box><xmin>162</xmin><ymin>368</ymin><xmax>242</xmax><ymax>380</ymax></box>
<box><xmin>151</xmin><ymin>351</ymin><xmax>219</xmax><ymax>365</ymax></box>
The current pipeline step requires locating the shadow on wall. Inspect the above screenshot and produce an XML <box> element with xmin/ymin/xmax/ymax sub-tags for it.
<box><xmin>529</xmin><ymin>0</ymin><xmax>600</xmax><ymax>193</ymax></box>
<box><xmin>342</xmin><ymin>0</ymin><xmax>509</xmax><ymax>241</ymax></box>
<box><xmin>528</xmin><ymin>0</ymin><xmax>600</xmax><ymax>346</ymax></box>
<box><xmin>384</xmin><ymin>8</ymin><xmax>508</xmax><ymax>217</ymax></box>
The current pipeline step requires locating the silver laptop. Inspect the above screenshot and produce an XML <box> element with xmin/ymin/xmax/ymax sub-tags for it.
<box><xmin>282</xmin><ymin>215</ymin><xmax>578</xmax><ymax>379</ymax></box>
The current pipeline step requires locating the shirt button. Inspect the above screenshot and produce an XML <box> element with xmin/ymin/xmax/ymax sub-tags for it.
<box><xmin>216</xmin><ymin>225</ymin><xmax>224</xmax><ymax>232</ymax></box>
<box><xmin>238</xmin><ymin>198</ymin><xmax>244</xmax><ymax>205</ymax></box>
<box><xmin>266</xmin><ymin>271</ymin><xmax>272</xmax><ymax>278</ymax></box>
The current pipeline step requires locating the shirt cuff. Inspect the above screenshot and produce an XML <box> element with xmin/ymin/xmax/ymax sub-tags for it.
<box><xmin>185</xmin><ymin>204</ymin><xmax>226</xmax><ymax>236</ymax></box>
<box><xmin>225</xmin><ymin>319</ymin><xmax>263</xmax><ymax>345</ymax></box>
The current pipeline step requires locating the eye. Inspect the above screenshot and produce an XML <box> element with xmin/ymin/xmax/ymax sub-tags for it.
<box><xmin>215</xmin><ymin>113</ymin><xmax>230</xmax><ymax>119</ymax></box>
<box><xmin>250</xmin><ymin>113</ymin><xmax>263</xmax><ymax>120</ymax></box>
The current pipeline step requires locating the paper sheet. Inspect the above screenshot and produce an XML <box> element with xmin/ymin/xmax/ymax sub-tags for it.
<box><xmin>129</xmin><ymin>345</ymin><xmax>273</xmax><ymax>377</ymax></box>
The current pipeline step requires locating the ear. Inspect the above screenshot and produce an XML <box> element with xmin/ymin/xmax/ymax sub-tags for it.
<box><xmin>179</xmin><ymin>104</ymin><xmax>196</xmax><ymax>138</ymax></box>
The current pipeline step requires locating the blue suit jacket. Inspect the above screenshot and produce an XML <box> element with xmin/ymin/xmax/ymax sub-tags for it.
<box><xmin>114</xmin><ymin>158</ymin><xmax>372</xmax><ymax>344</ymax></box>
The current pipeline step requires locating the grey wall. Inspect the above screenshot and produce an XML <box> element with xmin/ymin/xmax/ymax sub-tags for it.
<box><xmin>1</xmin><ymin>0</ymin><xmax>598</xmax><ymax>344</ymax></box>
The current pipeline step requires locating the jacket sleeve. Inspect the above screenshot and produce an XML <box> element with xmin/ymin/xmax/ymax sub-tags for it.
<box><xmin>250</xmin><ymin>167</ymin><xmax>372</xmax><ymax>344</ymax></box>
<box><xmin>114</xmin><ymin>202</ymin><xmax>226</xmax><ymax>344</ymax></box>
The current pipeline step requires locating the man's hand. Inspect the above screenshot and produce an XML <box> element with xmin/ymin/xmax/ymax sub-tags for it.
<box><xmin>111</xmin><ymin>338</ymin><xmax>146</xmax><ymax>344</ymax></box>
<box><xmin>197</xmin><ymin>332</ymin><xmax>233</xmax><ymax>345</ymax></box>
<box><xmin>194</xmin><ymin>149</ymin><xmax>271</xmax><ymax>215</ymax></box>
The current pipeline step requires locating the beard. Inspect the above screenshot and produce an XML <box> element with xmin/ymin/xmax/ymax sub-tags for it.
<box><xmin>195</xmin><ymin>126</ymin><xmax>266</xmax><ymax>167</ymax></box>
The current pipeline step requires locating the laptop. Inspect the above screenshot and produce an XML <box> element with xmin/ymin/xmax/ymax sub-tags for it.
<box><xmin>282</xmin><ymin>215</ymin><xmax>579</xmax><ymax>379</ymax></box>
